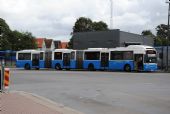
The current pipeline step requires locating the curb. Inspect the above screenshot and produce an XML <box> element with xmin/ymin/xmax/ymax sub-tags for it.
<box><xmin>10</xmin><ymin>91</ymin><xmax>85</xmax><ymax>114</ymax></box>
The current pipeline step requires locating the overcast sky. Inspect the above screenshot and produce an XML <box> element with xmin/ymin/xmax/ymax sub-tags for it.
<box><xmin>0</xmin><ymin>0</ymin><xmax>168</xmax><ymax>41</ymax></box>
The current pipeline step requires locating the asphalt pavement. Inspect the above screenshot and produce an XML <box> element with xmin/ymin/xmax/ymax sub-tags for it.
<box><xmin>9</xmin><ymin>69</ymin><xmax>170</xmax><ymax>114</ymax></box>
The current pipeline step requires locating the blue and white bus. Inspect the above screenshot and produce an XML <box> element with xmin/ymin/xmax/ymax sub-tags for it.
<box><xmin>83</xmin><ymin>48</ymin><xmax>109</xmax><ymax>71</ymax></box>
<box><xmin>16</xmin><ymin>50</ymin><xmax>45</xmax><ymax>69</ymax></box>
<box><xmin>108</xmin><ymin>47</ymin><xmax>134</xmax><ymax>71</ymax></box>
<box><xmin>83</xmin><ymin>45</ymin><xmax>157</xmax><ymax>72</ymax></box>
<box><xmin>51</xmin><ymin>49</ymin><xmax>77</xmax><ymax>70</ymax></box>
<box><xmin>16</xmin><ymin>45</ymin><xmax>158</xmax><ymax>72</ymax></box>
<box><xmin>127</xmin><ymin>45</ymin><xmax>158</xmax><ymax>71</ymax></box>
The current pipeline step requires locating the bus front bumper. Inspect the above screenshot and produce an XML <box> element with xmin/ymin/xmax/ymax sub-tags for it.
<box><xmin>143</xmin><ymin>63</ymin><xmax>158</xmax><ymax>71</ymax></box>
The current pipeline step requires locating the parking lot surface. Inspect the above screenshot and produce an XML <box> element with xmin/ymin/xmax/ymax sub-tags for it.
<box><xmin>10</xmin><ymin>69</ymin><xmax>170</xmax><ymax>114</ymax></box>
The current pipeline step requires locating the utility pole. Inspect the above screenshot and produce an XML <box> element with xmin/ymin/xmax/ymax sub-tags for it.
<box><xmin>110</xmin><ymin>0</ymin><xmax>113</xmax><ymax>29</ymax></box>
<box><xmin>166</xmin><ymin>0</ymin><xmax>170</xmax><ymax>71</ymax></box>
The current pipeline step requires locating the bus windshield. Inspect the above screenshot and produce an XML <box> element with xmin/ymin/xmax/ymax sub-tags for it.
<box><xmin>144</xmin><ymin>56</ymin><xmax>157</xmax><ymax>63</ymax></box>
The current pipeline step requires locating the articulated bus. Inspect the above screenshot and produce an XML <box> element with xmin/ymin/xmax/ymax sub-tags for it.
<box><xmin>83</xmin><ymin>48</ymin><xmax>109</xmax><ymax>70</ymax></box>
<box><xmin>16</xmin><ymin>50</ymin><xmax>52</xmax><ymax>69</ymax></box>
<box><xmin>51</xmin><ymin>49</ymin><xmax>84</xmax><ymax>70</ymax></box>
<box><xmin>16</xmin><ymin>50</ymin><xmax>43</xmax><ymax>69</ymax></box>
<box><xmin>108</xmin><ymin>47</ymin><xmax>134</xmax><ymax>71</ymax></box>
<box><xmin>52</xmin><ymin>49</ymin><xmax>75</xmax><ymax>70</ymax></box>
<box><xmin>16</xmin><ymin>45</ymin><xmax>158</xmax><ymax>72</ymax></box>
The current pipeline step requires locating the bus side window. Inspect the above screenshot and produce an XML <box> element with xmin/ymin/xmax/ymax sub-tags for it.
<box><xmin>18</xmin><ymin>53</ymin><xmax>31</xmax><ymax>60</ymax></box>
<box><xmin>71</xmin><ymin>51</ymin><xmax>75</xmax><ymax>60</ymax></box>
<box><xmin>40</xmin><ymin>52</ymin><xmax>44</xmax><ymax>60</ymax></box>
<box><xmin>123</xmin><ymin>51</ymin><xmax>133</xmax><ymax>60</ymax></box>
<box><xmin>110</xmin><ymin>51</ymin><xmax>123</xmax><ymax>60</ymax></box>
<box><xmin>85</xmin><ymin>52</ymin><xmax>100</xmax><ymax>60</ymax></box>
<box><xmin>54</xmin><ymin>52</ymin><xmax>62</xmax><ymax>60</ymax></box>
<box><xmin>18</xmin><ymin>53</ymin><xmax>24</xmax><ymax>60</ymax></box>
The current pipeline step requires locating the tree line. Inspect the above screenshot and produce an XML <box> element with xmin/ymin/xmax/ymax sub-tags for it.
<box><xmin>0</xmin><ymin>18</ymin><xmax>37</xmax><ymax>51</ymax></box>
<box><xmin>141</xmin><ymin>24</ymin><xmax>170</xmax><ymax>46</ymax></box>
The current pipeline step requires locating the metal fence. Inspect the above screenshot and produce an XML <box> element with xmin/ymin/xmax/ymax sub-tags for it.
<box><xmin>0</xmin><ymin>50</ymin><xmax>16</xmax><ymax>67</ymax></box>
<box><xmin>155</xmin><ymin>46</ymin><xmax>170</xmax><ymax>70</ymax></box>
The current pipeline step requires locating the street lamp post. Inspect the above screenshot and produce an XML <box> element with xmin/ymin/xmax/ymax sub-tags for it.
<box><xmin>110</xmin><ymin>0</ymin><xmax>113</xmax><ymax>29</ymax></box>
<box><xmin>166</xmin><ymin>0</ymin><xmax>170</xmax><ymax>71</ymax></box>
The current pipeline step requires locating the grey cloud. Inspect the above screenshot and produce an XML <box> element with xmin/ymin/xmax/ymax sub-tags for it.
<box><xmin>0</xmin><ymin>0</ymin><xmax>168</xmax><ymax>40</ymax></box>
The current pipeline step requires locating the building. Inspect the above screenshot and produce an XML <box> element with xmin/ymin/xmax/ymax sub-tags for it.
<box><xmin>36</xmin><ymin>38</ymin><xmax>46</xmax><ymax>50</ymax></box>
<box><xmin>72</xmin><ymin>29</ymin><xmax>154</xmax><ymax>49</ymax></box>
<box><xmin>61</xmin><ymin>42</ymin><xmax>68</xmax><ymax>49</ymax></box>
<box><xmin>44</xmin><ymin>39</ymin><xmax>55</xmax><ymax>50</ymax></box>
<box><xmin>36</xmin><ymin>38</ymin><xmax>68</xmax><ymax>50</ymax></box>
<box><xmin>54</xmin><ymin>40</ymin><xmax>62</xmax><ymax>49</ymax></box>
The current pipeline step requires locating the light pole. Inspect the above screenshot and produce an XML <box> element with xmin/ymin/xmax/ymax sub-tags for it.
<box><xmin>166</xmin><ymin>0</ymin><xmax>170</xmax><ymax>71</ymax></box>
<box><xmin>110</xmin><ymin>0</ymin><xmax>113</xmax><ymax>29</ymax></box>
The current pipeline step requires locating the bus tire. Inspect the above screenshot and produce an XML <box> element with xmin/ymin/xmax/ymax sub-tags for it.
<box><xmin>36</xmin><ymin>68</ymin><xmax>39</xmax><ymax>70</ymax></box>
<box><xmin>24</xmin><ymin>63</ymin><xmax>30</xmax><ymax>70</ymax></box>
<box><xmin>124</xmin><ymin>64</ymin><xmax>131</xmax><ymax>72</ymax></box>
<box><xmin>88</xmin><ymin>64</ymin><xmax>94</xmax><ymax>71</ymax></box>
<box><xmin>66</xmin><ymin>68</ymin><xmax>70</xmax><ymax>70</ymax></box>
<box><xmin>55</xmin><ymin>64</ymin><xmax>61</xmax><ymax>70</ymax></box>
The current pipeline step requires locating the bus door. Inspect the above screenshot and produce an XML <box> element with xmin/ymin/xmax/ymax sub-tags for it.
<box><xmin>101</xmin><ymin>52</ymin><xmax>109</xmax><ymax>69</ymax></box>
<box><xmin>63</xmin><ymin>53</ymin><xmax>70</xmax><ymax>67</ymax></box>
<box><xmin>134</xmin><ymin>54</ymin><xmax>144</xmax><ymax>71</ymax></box>
<box><xmin>45</xmin><ymin>51</ymin><xmax>52</xmax><ymax>68</ymax></box>
<box><xmin>32</xmin><ymin>53</ymin><xmax>40</xmax><ymax>67</ymax></box>
<box><xmin>76</xmin><ymin>51</ymin><xmax>83</xmax><ymax>69</ymax></box>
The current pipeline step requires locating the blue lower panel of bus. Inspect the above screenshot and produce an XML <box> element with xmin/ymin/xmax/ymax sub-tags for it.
<box><xmin>52</xmin><ymin>60</ymin><xmax>76</xmax><ymax>69</ymax></box>
<box><xmin>39</xmin><ymin>60</ymin><xmax>45</xmax><ymax>68</ymax></box>
<box><xmin>70</xmin><ymin>60</ymin><xmax>76</xmax><ymax>69</ymax></box>
<box><xmin>16</xmin><ymin>60</ymin><xmax>45</xmax><ymax>69</ymax></box>
<box><xmin>83</xmin><ymin>60</ymin><xmax>101</xmax><ymax>70</ymax></box>
<box><xmin>16</xmin><ymin>60</ymin><xmax>32</xmax><ymax>68</ymax></box>
<box><xmin>52</xmin><ymin>60</ymin><xmax>62</xmax><ymax>69</ymax></box>
<box><xmin>143</xmin><ymin>63</ymin><xmax>157</xmax><ymax>71</ymax></box>
<box><xmin>109</xmin><ymin>60</ymin><xmax>134</xmax><ymax>71</ymax></box>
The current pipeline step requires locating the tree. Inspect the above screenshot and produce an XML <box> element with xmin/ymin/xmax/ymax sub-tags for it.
<box><xmin>92</xmin><ymin>21</ymin><xmax>108</xmax><ymax>31</ymax></box>
<box><xmin>141</xmin><ymin>30</ymin><xmax>154</xmax><ymax>36</ymax></box>
<box><xmin>156</xmin><ymin>24</ymin><xmax>168</xmax><ymax>39</ymax></box>
<box><xmin>0</xmin><ymin>18</ymin><xmax>11</xmax><ymax>34</ymax></box>
<box><xmin>0</xmin><ymin>18</ymin><xmax>37</xmax><ymax>50</ymax></box>
<box><xmin>0</xmin><ymin>18</ymin><xmax>11</xmax><ymax>50</ymax></box>
<box><xmin>21</xmin><ymin>32</ymin><xmax>37</xmax><ymax>50</ymax></box>
<box><xmin>68</xmin><ymin>17</ymin><xmax>109</xmax><ymax>48</ymax></box>
<box><xmin>73</xmin><ymin>17</ymin><xmax>93</xmax><ymax>33</ymax></box>
<box><xmin>156</xmin><ymin>24</ymin><xmax>170</xmax><ymax>46</ymax></box>
<box><xmin>73</xmin><ymin>17</ymin><xmax>108</xmax><ymax>33</ymax></box>
<box><xmin>68</xmin><ymin>37</ymin><xmax>73</xmax><ymax>49</ymax></box>
<box><xmin>141</xmin><ymin>30</ymin><xmax>161</xmax><ymax>46</ymax></box>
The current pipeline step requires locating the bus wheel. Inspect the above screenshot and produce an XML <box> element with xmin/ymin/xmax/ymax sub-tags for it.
<box><xmin>66</xmin><ymin>68</ymin><xmax>70</xmax><ymax>70</ymax></box>
<box><xmin>88</xmin><ymin>64</ymin><xmax>94</xmax><ymax>71</ymax></box>
<box><xmin>24</xmin><ymin>64</ymin><xmax>30</xmax><ymax>70</ymax></box>
<box><xmin>124</xmin><ymin>64</ymin><xmax>131</xmax><ymax>72</ymax></box>
<box><xmin>36</xmin><ymin>68</ymin><xmax>39</xmax><ymax>70</ymax></box>
<box><xmin>55</xmin><ymin>64</ymin><xmax>61</xmax><ymax>70</ymax></box>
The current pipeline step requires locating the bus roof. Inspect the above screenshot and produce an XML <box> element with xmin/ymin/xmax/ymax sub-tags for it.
<box><xmin>109</xmin><ymin>45</ymin><xmax>156</xmax><ymax>54</ymax></box>
<box><xmin>17</xmin><ymin>50</ymin><xmax>40</xmax><ymax>53</ymax></box>
<box><xmin>127</xmin><ymin>45</ymin><xmax>156</xmax><ymax>54</ymax></box>
<box><xmin>53</xmin><ymin>49</ymin><xmax>73</xmax><ymax>53</ymax></box>
<box><xmin>85</xmin><ymin>48</ymin><xmax>109</xmax><ymax>52</ymax></box>
<box><xmin>109</xmin><ymin>47</ymin><xmax>133</xmax><ymax>51</ymax></box>
<box><xmin>127</xmin><ymin>45</ymin><xmax>155</xmax><ymax>50</ymax></box>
